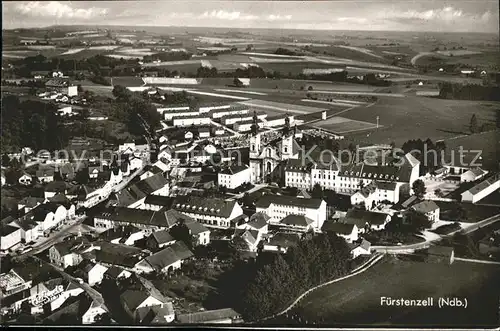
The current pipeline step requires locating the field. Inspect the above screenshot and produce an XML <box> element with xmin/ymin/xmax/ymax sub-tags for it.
<box><xmin>342</xmin><ymin>96</ymin><xmax>499</xmax><ymax>146</ymax></box>
<box><xmin>291</xmin><ymin>256</ymin><xmax>500</xmax><ymax>327</ymax></box>
<box><xmin>313</xmin><ymin>116</ymin><xmax>379</xmax><ymax>134</ymax></box>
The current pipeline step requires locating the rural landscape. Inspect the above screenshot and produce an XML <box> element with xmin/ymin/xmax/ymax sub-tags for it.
<box><xmin>1</xmin><ymin>0</ymin><xmax>499</xmax><ymax>328</ymax></box>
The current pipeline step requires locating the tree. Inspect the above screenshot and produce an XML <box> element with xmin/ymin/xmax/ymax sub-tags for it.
<box><xmin>406</xmin><ymin>209</ymin><xmax>432</xmax><ymax>231</ymax></box>
<box><xmin>469</xmin><ymin>114</ymin><xmax>479</xmax><ymax>133</ymax></box>
<box><xmin>1</xmin><ymin>154</ymin><xmax>11</xmax><ymax>167</ymax></box>
<box><xmin>412</xmin><ymin>179</ymin><xmax>426</xmax><ymax>198</ymax></box>
<box><xmin>311</xmin><ymin>183</ymin><xmax>324</xmax><ymax>199</ymax></box>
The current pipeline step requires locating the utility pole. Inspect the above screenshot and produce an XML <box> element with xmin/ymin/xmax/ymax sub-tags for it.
<box><xmin>376</xmin><ymin>116</ymin><xmax>380</xmax><ymax>129</ymax></box>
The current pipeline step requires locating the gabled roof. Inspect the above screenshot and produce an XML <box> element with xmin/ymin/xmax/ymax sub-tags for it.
<box><xmin>463</xmin><ymin>174</ymin><xmax>500</xmax><ymax>196</ymax></box>
<box><xmin>144</xmin><ymin>241</ymin><xmax>193</xmax><ymax>270</ymax></box>
<box><xmin>280</xmin><ymin>214</ymin><xmax>314</xmax><ymax>227</ymax></box>
<box><xmin>234</xmin><ymin>228</ymin><xmax>259</xmax><ymax>246</ymax></box>
<box><xmin>256</xmin><ymin>194</ymin><xmax>323</xmax><ymax>209</ymax></box>
<box><xmin>173</xmin><ymin>196</ymin><xmax>239</xmax><ymax>218</ymax></box>
<box><xmin>220</xmin><ymin>165</ymin><xmax>249</xmax><ymax>175</ymax></box>
<box><xmin>18</xmin><ymin>196</ymin><xmax>45</xmax><ymax>208</ymax></box>
<box><xmin>120</xmin><ymin>290</ymin><xmax>152</xmax><ymax>312</ymax></box>
<box><xmin>104</xmin><ymin>266</ymin><xmax>127</xmax><ymax>279</ymax></box>
<box><xmin>268</xmin><ymin>232</ymin><xmax>301</xmax><ymax>248</ymax></box>
<box><xmin>151</xmin><ymin>230</ymin><xmax>175</xmax><ymax>245</ymax></box>
<box><xmin>136</xmin><ymin>303</ymin><xmax>175</xmax><ymax>324</ymax></box>
<box><xmin>177</xmin><ymin>308</ymin><xmax>240</xmax><ymax>324</ymax></box>
<box><xmin>185</xmin><ymin>221</ymin><xmax>209</xmax><ymax>235</ymax></box>
<box><xmin>344</xmin><ymin>209</ymin><xmax>390</xmax><ymax>226</ymax></box>
<box><xmin>411</xmin><ymin>200</ymin><xmax>440</xmax><ymax>214</ymax></box>
<box><xmin>322</xmin><ymin>222</ymin><xmax>356</xmax><ymax>235</ymax></box>
<box><xmin>95</xmin><ymin>207</ymin><xmax>194</xmax><ymax>228</ymax></box>
<box><xmin>45</xmin><ymin>181</ymin><xmax>69</xmax><ymax>193</ymax></box>
<box><xmin>247</xmin><ymin>212</ymin><xmax>269</xmax><ymax>229</ymax></box>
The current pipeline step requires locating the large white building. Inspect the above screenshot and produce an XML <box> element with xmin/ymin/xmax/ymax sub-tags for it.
<box><xmin>461</xmin><ymin>174</ymin><xmax>500</xmax><ymax>204</ymax></box>
<box><xmin>218</xmin><ymin>165</ymin><xmax>251</xmax><ymax>189</ymax></box>
<box><xmin>172</xmin><ymin>196</ymin><xmax>244</xmax><ymax>229</ymax></box>
<box><xmin>255</xmin><ymin>194</ymin><xmax>327</xmax><ymax>231</ymax></box>
<box><xmin>172</xmin><ymin>115</ymin><xmax>211</xmax><ymax>127</ymax></box>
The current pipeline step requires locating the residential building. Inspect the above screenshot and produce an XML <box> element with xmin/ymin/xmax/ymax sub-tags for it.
<box><xmin>82</xmin><ymin>300</ymin><xmax>108</xmax><ymax>324</ymax></box>
<box><xmin>172</xmin><ymin>196</ymin><xmax>244</xmax><ymax>229</ymax></box>
<box><xmin>93</xmin><ymin>207</ymin><xmax>191</xmax><ymax>233</ymax></box>
<box><xmin>277</xmin><ymin>214</ymin><xmax>316</xmax><ymax>233</ymax></box>
<box><xmin>0</xmin><ymin>223</ymin><xmax>23</xmax><ymax>251</ymax></box>
<box><xmin>135</xmin><ymin>241</ymin><xmax>193</xmax><ymax>274</ymax></box>
<box><xmin>113</xmin><ymin>172</ymin><xmax>169</xmax><ymax>208</ymax></box>
<box><xmin>48</xmin><ymin>239</ymin><xmax>90</xmax><ymax>269</ymax></box>
<box><xmin>218</xmin><ymin>165</ymin><xmax>251</xmax><ymax>189</ymax></box>
<box><xmin>411</xmin><ymin>200</ymin><xmax>440</xmax><ymax>222</ymax></box>
<box><xmin>44</xmin><ymin>181</ymin><xmax>70</xmax><ymax>199</ymax></box>
<box><xmin>263</xmin><ymin>232</ymin><xmax>301</xmax><ymax>254</ymax></box>
<box><xmin>185</xmin><ymin>221</ymin><xmax>211</xmax><ymax>246</ymax></box>
<box><xmin>0</xmin><ymin>269</ymin><xmax>33</xmax><ymax>298</ymax></box>
<box><xmin>18</xmin><ymin>197</ymin><xmax>44</xmax><ymax>214</ymax></box>
<box><xmin>255</xmin><ymin>194</ymin><xmax>327</xmax><ymax>231</ymax></box>
<box><xmin>232</xmin><ymin>228</ymin><xmax>262</xmax><ymax>252</ymax></box>
<box><xmin>104</xmin><ymin>266</ymin><xmax>132</xmax><ymax>282</ymax></box>
<box><xmin>172</xmin><ymin>115</ymin><xmax>211</xmax><ymax>127</ymax></box>
<box><xmin>349</xmin><ymin>239</ymin><xmax>371</xmax><ymax>258</ymax></box>
<box><xmin>136</xmin><ymin>302</ymin><xmax>175</xmax><ymax>324</ymax></box>
<box><xmin>322</xmin><ymin>222</ymin><xmax>359</xmax><ymax>243</ymax></box>
<box><xmin>36</xmin><ymin>167</ymin><xmax>55</xmax><ymax>183</ymax></box>
<box><xmin>79</xmin><ymin>260</ymin><xmax>109</xmax><ymax>286</ymax></box>
<box><xmin>146</xmin><ymin>230</ymin><xmax>176</xmax><ymax>251</ymax></box>
<box><xmin>342</xmin><ymin>209</ymin><xmax>391</xmax><ymax>233</ymax></box>
<box><xmin>237</xmin><ymin>212</ymin><xmax>269</xmax><ymax>235</ymax></box>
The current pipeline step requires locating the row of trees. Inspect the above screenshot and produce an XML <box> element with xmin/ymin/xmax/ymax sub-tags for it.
<box><xmin>439</xmin><ymin>82</ymin><xmax>500</xmax><ymax>101</ymax></box>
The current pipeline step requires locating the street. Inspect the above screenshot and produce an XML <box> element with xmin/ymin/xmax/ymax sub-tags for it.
<box><xmin>372</xmin><ymin>213</ymin><xmax>500</xmax><ymax>254</ymax></box>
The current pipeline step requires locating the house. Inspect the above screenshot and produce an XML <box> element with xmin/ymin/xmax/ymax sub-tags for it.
<box><xmin>411</xmin><ymin>200</ymin><xmax>440</xmax><ymax>222</ymax></box>
<box><xmin>18</xmin><ymin>202</ymin><xmax>75</xmax><ymax>236</ymax></box>
<box><xmin>120</xmin><ymin>286</ymin><xmax>169</xmax><ymax>320</ymax></box>
<box><xmin>237</xmin><ymin>212</ymin><xmax>269</xmax><ymax>235</ymax></box>
<box><xmin>342</xmin><ymin>209</ymin><xmax>391</xmax><ymax>233</ymax></box>
<box><xmin>460</xmin><ymin>168</ymin><xmax>488</xmax><ymax>183</ymax></box>
<box><xmin>427</xmin><ymin>245</ymin><xmax>455</xmax><ymax>264</ymax></box>
<box><xmin>18</xmin><ymin>172</ymin><xmax>33</xmax><ymax>186</ymax></box>
<box><xmin>461</xmin><ymin>174</ymin><xmax>500</xmax><ymax>204</ymax></box>
<box><xmin>35</xmin><ymin>166</ymin><xmax>55</xmax><ymax>184</ymax></box>
<box><xmin>88</xmin><ymin>165</ymin><xmax>100</xmax><ymax>179</ymax></box>
<box><xmin>89</xmin><ymin>241</ymin><xmax>147</xmax><ymax>269</ymax></box>
<box><xmin>48</xmin><ymin>238</ymin><xmax>90</xmax><ymax>269</ymax></box>
<box><xmin>263</xmin><ymin>232</ymin><xmax>301</xmax><ymax>254</ymax></box>
<box><xmin>82</xmin><ymin>300</ymin><xmax>108</xmax><ymax>324</ymax></box>
<box><xmin>113</xmin><ymin>172</ymin><xmax>169</xmax><ymax>208</ymax></box>
<box><xmin>185</xmin><ymin>220</ymin><xmax>211</xmax><ymax>246</ymax></box>
<box><xmin>44</xmin><ymin>281</ymin><xmax>85</xmax><ymax>314</ymax></box>
<box><xmin>0</xmin><ymin>223</ymin><xmax>23</xmax><ymax>251</ymax></box>
<box><xmin>172</xmin><ymin>196</ymin><xmax>244</xmax><ymax>229</ymax></box>
<box><xmin>135</xmin><ymin>241</ymin><xmax>193</xmax><ymax>274</ymax></box>
<box><xmin>79</xmin><ymin>260</ymin><xmax>109</xmax><ymax>286</ymax></box>
<box><xmin>93</xmin><ymin>207</ymin><xmax>191</xmax><ymax>233</ymax></box>
<box><xmin>349</xmin><ymin>239</ymin><xmax>371</xmax><ymax>258</ymax></box>
<box><xmin>218</xmin><ymin>165</ymin><xmax>251</xmax><ymax>190</ymax></box>
<box><xmin>176</xmin><ymin>308</ymin><xmax>242</xmax><ymax>324</ymax></box>
<box><xmin>44</xmin><ymin>181</ymin><xmax>70</xmax><ymax>199</ymax></box>
<box><xmin>143</xmin><ymin>195</ymin><xmax>175</xmax><ymax>211</ymax></box>
<box><xmin>57</xmin><ymin>105</ymin><xmax>74</xmax><ymax>116</ymax></box>
<box><xmin>322</xmin><ymin>222</ymin><xmax>359</xmax><ymax>243</ymax></box>
<box><xmin>140</xmin><ymin>165</ymin><xmax>164</xmax><ymax>181</ymax></box>
<box><xmin>278</xmin><ymin>214</ymin><xmax>316</xmax><ymax>233</ymax></box>
<box><xmin>147</xmin><ymin>230</ymin><xmax>176</xmax><ymax>251</ymax></box>
<box><xmin>232</xmin><ymin>228</ymin><xmax>262</xmax><ymax>252</ymax></box>
<box><xmin>136</xmin><ymin>302</ymin><xmax>175</xmax><ymax>324</ymax></box>
<box><xmin>104</xmin><ymin>266</ymin><xmax>132</xmax><ymax>282</ymax></box>
<box><xmin>255</xmin><ymin>194</ymin><xmax>326</xmax><ymax>231</ymax></box>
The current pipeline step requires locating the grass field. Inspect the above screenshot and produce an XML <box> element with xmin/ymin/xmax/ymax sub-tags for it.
<box><xmin>291</xmin><ymin>256</ymin><xmax>500</xmax><ymax>328</ymax></box>
<box><xmin>343</xmin><ymin>97</ymin><xmax>499</xmax><ymax>146</ymax></box>
<box><xmin>238</xmin><ymin>99</ymin><xmax>326</xmax><ymax>114</ymax></box>
<box><xmin>313</xmin><ymin>116</ymin><xmax>379</xmax><ymax>133</ymax></box>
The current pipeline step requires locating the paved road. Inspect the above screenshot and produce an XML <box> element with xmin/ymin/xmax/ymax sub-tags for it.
<box><xmin>33</xmin><ymin>256</ymin><xmax>108</xmax><ymax>310</ymax></box>
<box><xmin>14</xmin><ymin>216</ymin><xmax>87</xmax><ymax>260</ymax></box>
<box><xmin>372</xmin><ymin>213</ymin><xmax>500</xmax><ymax>254</ymax></box>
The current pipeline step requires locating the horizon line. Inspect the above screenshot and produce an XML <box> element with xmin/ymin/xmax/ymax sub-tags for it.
<box><xmin>3</xmin><ymin>24</ymin><xmax>499</xmax><ymax>35</ymax></box>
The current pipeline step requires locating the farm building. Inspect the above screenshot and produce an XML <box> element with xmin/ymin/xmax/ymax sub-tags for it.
<box><xmin>427</xmin><ymin>245</ymin><xmax>455</xmax><ymax>264</ymax></box>
<box><xmin>460</xmin><ymin>168</ymin><xmax>488</xmax><ymax>183</ymax></box>
<box><xmin>461</xmin><ymin>174</ymin><xmax>500</xmax><ymax>204</ymax></box>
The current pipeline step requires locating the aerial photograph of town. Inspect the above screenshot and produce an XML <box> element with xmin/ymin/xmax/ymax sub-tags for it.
<box><xmin>1</xmin><ymin>0</ymin><xmax>499</xmax><ymax>328</ymax></box>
